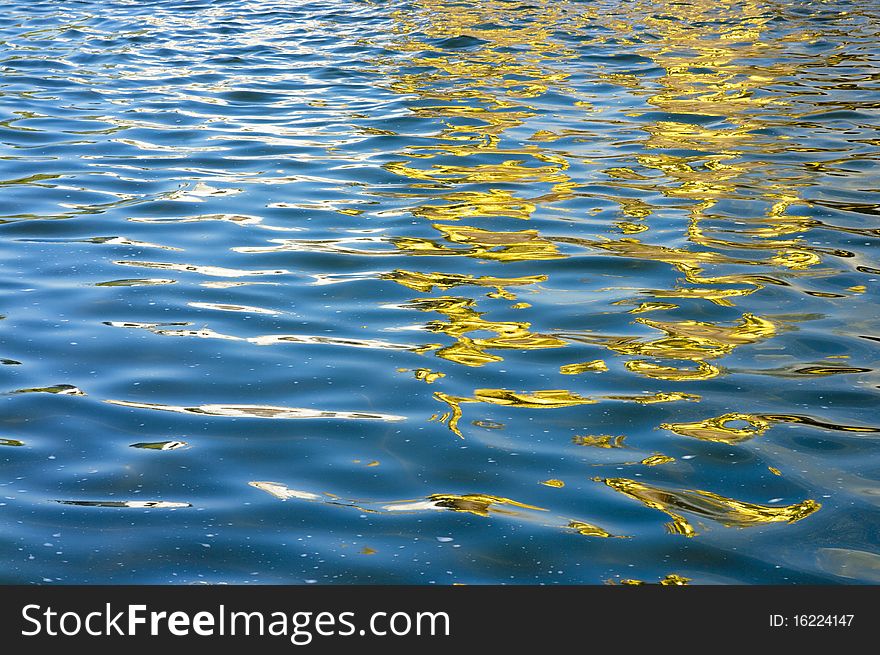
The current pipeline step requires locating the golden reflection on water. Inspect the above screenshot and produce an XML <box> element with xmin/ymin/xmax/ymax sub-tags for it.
<box><xmin>401</xmin><ymin>295</ymin><xmax>566</xmax><ymax>367</ymax></box>
<box><xmin>433</xmin><ymin>388</ymin><xmax>700</xmax><ymax>437</ymax></box>
<box><xmin>371</xmin><ymin>0</ymin><xmax>581</xmax><ymax>392</ymax></box>
<box><xmin>598</xmin><ymin>477</ymin><xmax>821</xmax><ymax>537</ymax></box>
<box><xmin>434</xmin><ymin>389</ymin><xmax>597</xmax><ymax>437</ymax></box>
<box><xmin>603</xmin><ymin>313</ymin><xmax>777</xmax><ymax>361</ymax></box>
<box><xmin>560</xmin><ymin>360</ymin><xmax>608</xmax><ymax>375</ymax></box>
<box><xmin>639</xmin><ymin>454</ymin><xmax>676</xmax><ymax>467</ymax></box>
<box><xmin>412</xmin><ymin>368</ymin><xmax>446</xmax><ymax>383</ymax></box>
<box><xmin>663</xmin><ymin>411</ymin><xmax>880</xmax><ymax>443</ymax></box>
<box><xmin>616</xmin><ymin>574</ymin><xmax>691</xmax><ymax>586</ymax></box>
<box><xmin>573</xmin><ymin>435</ymin><xmax>627</xmax><ymax>449</ymax></box>
<box><xmin>566</xmin><ymin>520</ymin><xmax>617</xmax><ymax>539</ymax></box>
<box><xmin>624</xmin><ymin>360</ymin><xmax>720</xmax><ymax>382</ymax></box>
<box><xmin>661</xmin><ymin>413</ymin><xmax>771</xmax><ymax>444</ymax></box>
<box><xmin>376</xmin><ymin>0</ymin><xmax>810</xmax><ymax>447</ymax></box>
<box><xmin>422</xmin><ymin>493</ymin><xmax>546</xmax><ymax>517</ymax></box>
<box><xmin>374</xmin><ymin>0</ymin><xmax>831</xmax><ymax>420</ymax></box>
<box><xmin>393</xmin><ymin>225</ymin><xmax>565</xmax><ymax>261</ymax></box>
<box><xmin>382</xmin><ymin>269</ymin><xmax>546</xmax><ymax>294</ymax></box>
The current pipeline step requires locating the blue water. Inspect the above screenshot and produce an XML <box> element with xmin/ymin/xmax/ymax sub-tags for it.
<box><xmin>1</xmin><ymin>0</ymin><xmax>879</xmax><ymax>584</ymax></box>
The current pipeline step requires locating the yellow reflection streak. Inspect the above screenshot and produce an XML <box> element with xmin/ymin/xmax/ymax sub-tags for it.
<box><xmin>573</xmin><ymin>313</ymin><xmax>777</xmax><ymax>365</ymax></box>
<box><xmin>434</xmin><ymin>387</ymin><xmax>697</xmax><ymax>438</ymax></box>
<box><xmin>625</xmin><ymin>360</ymin><xmax>721</xmax><ymax>381</ymax></box>
<box><xmin>614</xmin><ymin>574</ymin><xmax>691</xmax><ymax>586</ymax></box>
<box><xmin>598</xmin><ymin>477</ymin><xmax>820</xmax><ymax>537</ymax></box>
<box><xmin>662</xmin><ymin>412</ymin><xmax>880</xmax><ymax>443</ymax></box>
<box><xmin>573</xmin><ymin>435</ymin><xmax>627</xmax><ymax>449</ymax></box>
<box><xmin>661</xmin><ymin>413</ymin><xmax>771</xmax><ymax>443</ymax></box>
<box><xmin>382</xmin><ymin>269</ymin><xmax>546</xmax><ymax>294</ymax></box>
<box><xmin>434</xmin><ymin>389</ymin><xmax>597</xmax><ymax>438</ymax></box>
<box><xmin>370</xmin><ymin>0</ymin><xmax>579</xmax><ymax>377</ymax></box>
<box><xmin>401</xmin><ymin>295</ymin><xmax>565</xmax><ymax>367</ymax></box>
<box><xmin>560</xmin><ymin>360</ymin><xmax>608</xmax><ymax>374</ymax></box>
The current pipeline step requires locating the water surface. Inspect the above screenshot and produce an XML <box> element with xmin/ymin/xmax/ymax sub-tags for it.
<box><xmin>1</xmin><ymin>0</ymin><xmax>879</xmax><ymax>584</ymax></box>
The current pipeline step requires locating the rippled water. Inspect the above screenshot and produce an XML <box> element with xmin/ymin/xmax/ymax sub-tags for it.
<box><xmin>1</xmin><ymin>0</ymin><xmax>879</xmax><ymax>585</ymax></box>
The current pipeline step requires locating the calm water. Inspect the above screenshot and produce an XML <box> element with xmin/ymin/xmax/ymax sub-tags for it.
<box><xmin>1</xmin><ymin>0</ymin><xmax>879</xmax><ymax>585</ymax></box>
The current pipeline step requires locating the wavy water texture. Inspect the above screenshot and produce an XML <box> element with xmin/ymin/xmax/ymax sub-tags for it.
<box><xmin>0</xmin><ymin>0</ymin><xmax>878</xmax><ymax>584</ymax></box>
